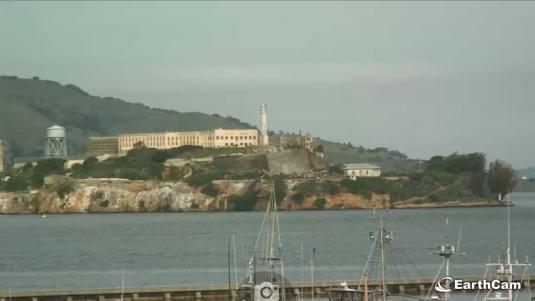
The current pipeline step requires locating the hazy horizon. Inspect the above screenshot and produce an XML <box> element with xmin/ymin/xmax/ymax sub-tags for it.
<box><xmin>2</xmin><ymin>2</ymin><xmax>535</xmax><ymax>168</ymax></box>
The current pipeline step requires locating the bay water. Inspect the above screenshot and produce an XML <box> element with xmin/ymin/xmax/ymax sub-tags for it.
<box><xmin>1</xmin><ymin>193</ymin><xmax>534</xmax><ymax>291</ymax></box>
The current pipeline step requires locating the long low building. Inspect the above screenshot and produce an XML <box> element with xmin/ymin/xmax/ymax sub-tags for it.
<box><xmin>342</xmin><ymin>163</ymin><xmax>382</xmax><ymax>180</ymax></box>
<box><xmin>87</xmin><ymin>128</ymin><xmax>259</xmax><ymax>156</ymax></box>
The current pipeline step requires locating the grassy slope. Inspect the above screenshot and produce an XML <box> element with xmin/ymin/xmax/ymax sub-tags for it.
<box><xmin>0</xmin><ymin>76</ymin><xmax>252</xmax><ymax>157</ymax></box>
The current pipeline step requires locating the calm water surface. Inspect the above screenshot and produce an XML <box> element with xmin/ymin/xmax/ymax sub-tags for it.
<box><xmin>1</xmin><ymin>193</ymin><xmax>534</xmax><ymax>291</ymax></box>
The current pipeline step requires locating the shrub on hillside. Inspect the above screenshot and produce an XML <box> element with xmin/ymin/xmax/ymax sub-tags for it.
<box><xmin>408</xmin><ymin>172</ymin><xmax>424</xmax><ymax>182</ymax></box>
<box><xmin>30</xmin><ymin>173</ymin><xmax>44</xmax><ymax>188</ymax></box>
<box><xmin>56</xmin><ymin>181</ymin><xmax>74</xmax><ymax>199</ymax></box>
<box><xmin>321</xmin><ymin>180</ymin><xmax>339</xmax><ymax>195</ymax></box>
<box><xmin>273</xmin><ymin>175</ymin><xmax>287</xmax><ymax>203</ymax></box>
<box><xmin>4</xmin><ymin>176</ymin><xmax>28</xmax><ymax>192</ymax></box>
<box><xmin>293</xmin><ymin>180</ymin><xmax>338</xmax><ymax>196</ymax></box>
<box><xmin>292</xmin><ymin>192</ymin><xmax>305</xmax><ymax>204</ymax></box>
<box><xmin>314</xmin><ymin>197</ymin><xmax>327</xmax><ymax>209</ymax></box>
<box><xmin>229</xmin><ymin>184</ymin><xmax>259</xmax><ymax>211</ymax></box>
<box><xmin>340</xmin><ymin>178</ymin><xmax>413</xmax><ymax>201</ymax></box>
<box><xmin>294</xmin><ymin>181</ymin><xmax>317</xmax><ymax>195</ymax></box>
<box><xmin>428</xmin><ymin>171</ymin><xmax>457</xmax><ymax>186</ymax></box>
<box><xmin>33</xmin><ymin>159</ymin><xmax>66</xmax><ymax>176</ymax></box>
<box><xmin>83</xmin><ymin>156</ymin><xmax>98</xmax><ymax>167</ymax></box>
<box><xmin>340</xmin><ymin>179</ymin><xmax>373</xmax><ymax>199</ymax></box>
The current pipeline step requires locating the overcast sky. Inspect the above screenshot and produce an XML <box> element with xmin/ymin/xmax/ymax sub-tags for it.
<box><xmin>2</xmin><ymin>2</ymin><xmax>535</xmax><ymax>167</ymax></box>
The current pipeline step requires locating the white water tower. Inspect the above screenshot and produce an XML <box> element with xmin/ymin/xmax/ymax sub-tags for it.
<box><xmin>46</xmin><ymin>125</ymin><xmax>68</xmax><ymax>158</ymax></box>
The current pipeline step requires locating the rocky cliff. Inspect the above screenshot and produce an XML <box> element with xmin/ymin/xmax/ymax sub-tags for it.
<box><xmin>0</xmin><ymin>177</ymin><xmax>387</xmax><ymax>214</ymax></box>
<box><xmin>0</xmin><ymin>176</ymin><xmax>503</xmax><ymax>214</ymax></box>
<box><xmin>0</xmin><ymin>178</ymin><xmax>215</xmax><ymax>214</ymax></box>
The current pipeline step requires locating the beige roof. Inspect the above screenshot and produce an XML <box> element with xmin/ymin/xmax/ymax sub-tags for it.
<box><xmin>342</xmin><ymin>163</ymin><xmax>381</xmax><ymax>170</ymax></box>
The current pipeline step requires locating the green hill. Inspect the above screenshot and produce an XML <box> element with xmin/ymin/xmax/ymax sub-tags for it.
<box><xmin>0</xmin><ymin>76</ymin><xmax>252</xmax><ymax>157</ymax></box>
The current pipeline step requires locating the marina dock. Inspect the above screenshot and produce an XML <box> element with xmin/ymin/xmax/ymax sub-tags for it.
<box><xmin>2</xmin><ymin>276</ymin><xmax>534</xmax><ymax>301</ymax></box>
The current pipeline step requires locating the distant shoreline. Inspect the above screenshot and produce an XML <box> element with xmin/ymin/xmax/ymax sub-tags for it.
<box><xmin>0</xmin><ymin>199</ymin><xmax>507</xmax><ymax>216</ymax></box>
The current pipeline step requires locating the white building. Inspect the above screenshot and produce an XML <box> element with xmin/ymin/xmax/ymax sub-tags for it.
<box><xmin>342</xmin><ymin>163</ymin><xmax>381</xmax><ymax>180</ymax></box>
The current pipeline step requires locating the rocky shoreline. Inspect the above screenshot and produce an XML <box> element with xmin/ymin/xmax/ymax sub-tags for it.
<box><xmin>0</xmin><ymin>177</ymin><xmax>505</xmax><ymax>214</ymax></box>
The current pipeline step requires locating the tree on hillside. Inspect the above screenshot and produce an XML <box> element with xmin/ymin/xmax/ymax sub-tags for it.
<box><xmin>426</xmin><ymin>153</ymin><xmax>486</xmax><ymax>174</ymax></box>
<box><xmin>487</xmin><ymin>160</ymin><xmax>517</xmax><ymax>199</ymax></box>
<box><xmin>4</xmin><ymin>175</ymin><xmax>28</xmax><ymax>192</ymax></box>
<box><xmin>426</xmin><ymin>156</ymin><xmax>446</xmax><ymax>172</ymax></box>
<box><xmin>273</xmin><ymin>176</ymin><xmax>287</xmax><ymax>203</ymax></box>
<box><xmin>446</xmin><ymin>152</ymin><xmax>486</xmax><ymax>174</ymax></box>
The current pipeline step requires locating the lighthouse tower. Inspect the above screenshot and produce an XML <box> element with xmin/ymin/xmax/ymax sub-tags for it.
<box><xmin>259</xmin><ymin>104</ymin><xmax>269</xmax><ymax>146</ymax></box>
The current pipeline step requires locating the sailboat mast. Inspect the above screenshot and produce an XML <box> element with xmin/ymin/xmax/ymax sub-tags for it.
<box><xmin>253</xmin><ymin>250</ymin><xmax>256</xmax><ymax>301</ymax></box>
<box><xmin>311</xmin><ymin>248</ymin><xmax>315</xmax><ymax>301</ymax></box>
<box><xmin>506</xmin><ymin>194</ymin><xmax>512</xmax><ymax>301</ymax></box>
<box><xmin>379</xmin><ymin>218</ymin><xmax>387</xmax><ymax>301</ymax></box>
<box><xmin>233</xmin><ymin>235</ymin><xmax>239</xmax><ymax>291</ymax></box>
<box><xmin>363</xmin><ymin>273</ymin><xmax>369</xmax><ymax>301</ymax></box>
<box><xmin>445</xmin><ymin>256</ymin><xmax>450</xmax><ymax>301</ymax></box>
<box><xmin>273</xmin><ymin>186</ymin><xmax>287</xmax><ymax>301</ymax></box>
<box><xmin>228</xmin><ymin>237</ymin><xmax>232</xmax><ymax>301</ymax></box>
<box><xmin>120</xmin><ymin>270</ymin><xmax>125</xmax><ymax>301</ymax></box>
<box><xmin>270</xmin><ymin>188</ymin><xmax>276</xmax><ymax>262</ymax></box>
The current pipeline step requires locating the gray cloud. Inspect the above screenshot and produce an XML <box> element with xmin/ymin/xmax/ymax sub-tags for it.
<box><xmin>1</xmin><ymin>2</ymin><xmax>535</xmax><ymax>167</ymax></box>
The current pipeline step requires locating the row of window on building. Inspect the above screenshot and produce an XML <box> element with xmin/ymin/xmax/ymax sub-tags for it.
<box><xmin>87</xmin><ymin>129</ymin><xmax>261</xmax><ymax>157</ymax></box>
<box><xmin>215</xmin><ymin>135</ymin><xmax>256</xmax><ymax>140</ymax></box>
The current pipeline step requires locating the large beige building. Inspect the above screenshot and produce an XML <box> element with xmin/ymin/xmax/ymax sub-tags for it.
<box><xmin>213</xmin><ymin>128</ymin><xmax>258</xmax><ymax>148</ymax></box>
<box><xmin>88</xmin><ymin>128</ymin><xmax>259</xmax><ymax>156</ymax></box>
<box><xmin>118</xmin><ymin>131</ymin><xmax>214</xmax><ymax>155</ymax></box>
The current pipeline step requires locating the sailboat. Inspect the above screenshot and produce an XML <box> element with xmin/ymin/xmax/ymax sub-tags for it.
<box><xmin>475</xmin><ymin>195</ymin><xmax>531</xmax><ymax>301</ymax></box>
<box><xmin>426</xmin><ymin>219</ymin><xmax>464</xmax><ymax>301</ymax></box>
<box><xmin>328</xmin><ymin>213</ymin><xmax>419</xmax><ymax>301</ymax></box>
<box><xmin>238</xmin><ymin>185</ymin><xmax>291</xmax><ymax>301</ymax></box>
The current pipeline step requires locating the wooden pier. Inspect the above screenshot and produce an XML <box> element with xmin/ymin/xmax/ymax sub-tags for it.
<box><xmin>1</xmin><ymin>276</ymin><xmax>533</xmax><ymax>301</ymax></box>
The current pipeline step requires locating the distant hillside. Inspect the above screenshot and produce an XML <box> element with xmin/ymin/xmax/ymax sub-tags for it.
<box><xmin>0</xmin><ymin>76</ymin><xmax>252</xmax><ymax>157</ymax></box>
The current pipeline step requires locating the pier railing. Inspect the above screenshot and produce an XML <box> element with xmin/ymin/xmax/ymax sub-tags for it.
<box><xmin>1</xmin><ymin>275</ymin><xmax>534</xmax><ymax>301</ymax></box>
